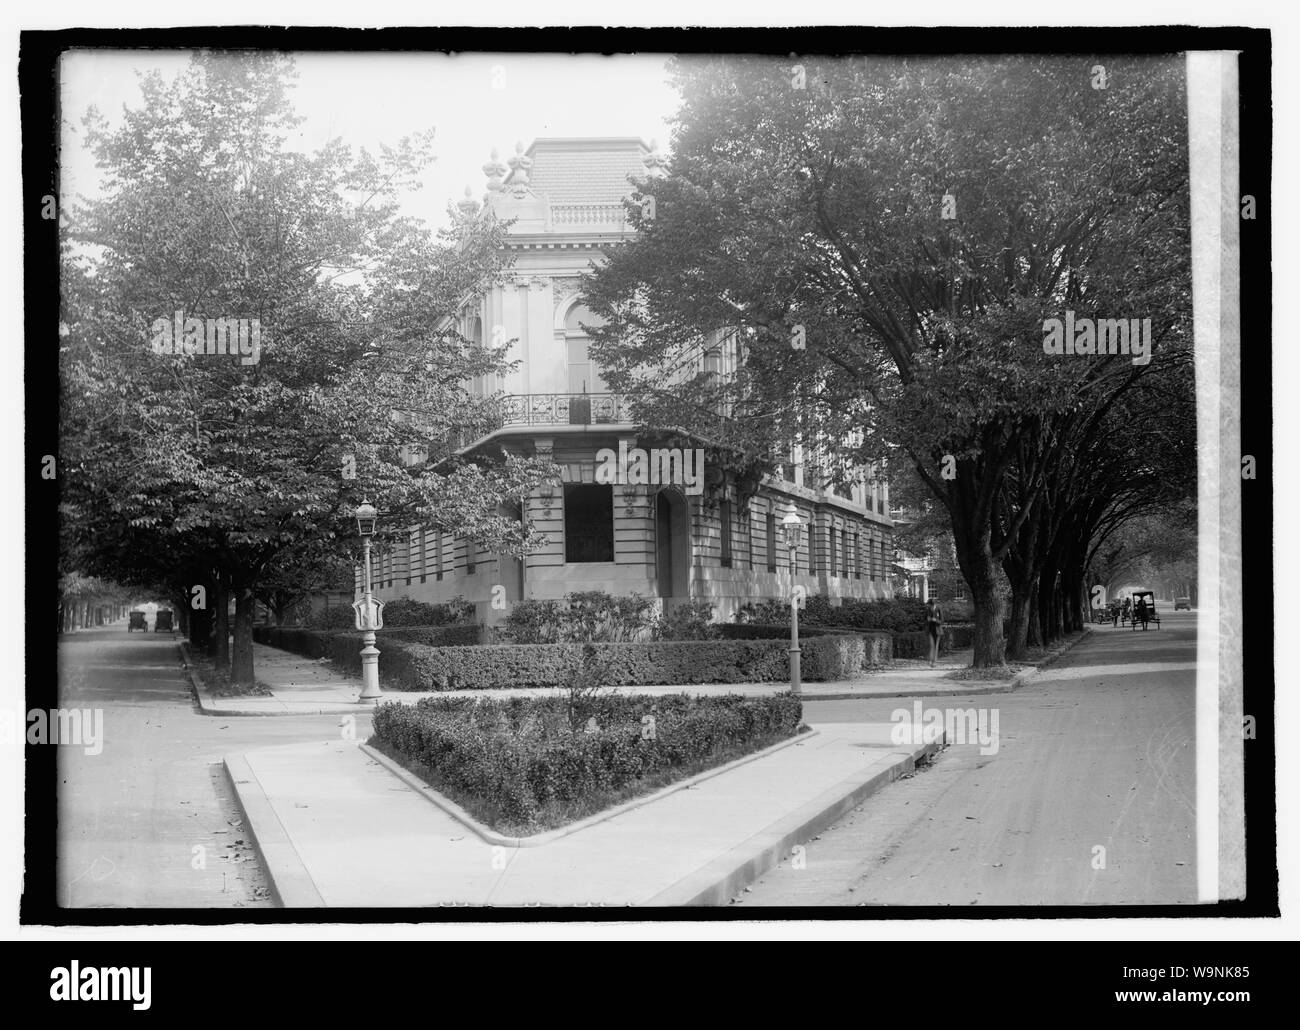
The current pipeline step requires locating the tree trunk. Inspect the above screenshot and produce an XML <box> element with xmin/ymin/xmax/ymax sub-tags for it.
<box><xmin>1006</xmin><ymin>571</ymin><xmax>1039</xmax><ymax>659</ymax></box>
<box><xmin>231</xmin><ymin>584</ymin><xmax>256</xmax><ymax>687</ymax></box>
<box><xmin>965</xmin><ymin>550</ymin><xmax>1006</xmax><ymax>667</ymax></box>
<box><xmin>189</xmin><ymin>593</ymin><xmax>212</xmax><ymax>652</ymax></box>
<box><xmin>1062</xmin><ymin>566</ymin><xmax>1085</xmax><ymax>633</ymax></box>
<box><xmin>212</xmin><ymin>575</ymin><xmax>230</xmax><ymax>672</ymax></box>
<box><xmin>1026</xmin><ymin>586</ymin><xmax>1041</xmax><ymax>648</ymax></box>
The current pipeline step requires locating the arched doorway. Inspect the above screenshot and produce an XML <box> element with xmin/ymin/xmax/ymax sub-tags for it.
<box><xmin>655</xmin><ymin>489</ymin><xmax>691</xmax><ymax>601</ymax></box>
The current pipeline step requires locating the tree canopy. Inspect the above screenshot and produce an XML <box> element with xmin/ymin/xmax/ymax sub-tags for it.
<box><xmin>585</xmin><ymin>54</ymin><xmax>1194</xmax><ymax>664</ymax></box>
<box><xmin>60</xmin><ymin>53</ymin><xmax>553</xmax><ymax>684</ymax></box>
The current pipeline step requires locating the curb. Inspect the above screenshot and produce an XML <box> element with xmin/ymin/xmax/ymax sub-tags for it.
<box><xmin>647</xmin><ymin>734</ymin><xmax>946</xmax><ymax>906</ymax></box>
<box><xmin>229</xmin><ymin>729</ymin><xmax>935</xmax><ymax>908</ymax></box>
<box><xmin>360</xmin><ymin>727</ymin><xmax>821</xmax><ymax>849</ymax></box>
<box><xmin>1005</xmin><ymin>626</ymin><xmax>1094</xmax><ymax>691</ymax></box>
<box><xmin>177</xmin><ymin>639</ymin><xmax>369</xmax><ymax>716</ymax></box>
<box><xmin>800</xmin><ymin>682</ymin><xmax>1021</xmax><ymax>701</ymax></box>
<box><xmin>222</xmin><ymin>753</ymin><xmax>326</xmax><ymax>908</ymax></box>
<box><xmin>175</xmin><ymin>640</ymin><xmax>209</xmax><ymax>712</ymax></box>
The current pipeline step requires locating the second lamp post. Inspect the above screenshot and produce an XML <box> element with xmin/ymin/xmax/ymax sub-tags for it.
<box><xmin>782</xmin><ymin>509</ymin><xmax>804</xmax><ymax>695</ymax></box>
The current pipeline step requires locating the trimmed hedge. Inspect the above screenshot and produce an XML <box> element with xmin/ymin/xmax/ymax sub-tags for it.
<box><xmin>370</xmin><ymin>692</ymin><xmax>803</xmax><ymax>832</ymax></box>
<box><xmin>255</xmin><ymin>625</ymin><xmax>871</xmax><ymax>688</ymax></box>
<box><xmin>379</xmin><ymin>637</ymin><xmax>858</xmax><ymax>689</ymax></box>
<box><xmin>253</xmin><ymin>626</ymin><xmax>461</xmax><ymax>691</ymax></box>
<box><xmin>718</xmin><ymin>623</ymin><xmax>892</xmax><ymax>668</ymax></box>
<box><xmin>737</xmin><ymin>595</ymin><xmax>931</xmax><ymax>633</ymax></box>
<box><xmin>891</xmin><ymin>624</ymin><xmax>975</xmax><ymax>659</ymax></box>
<box><xmin>381</xmin><ymin>624</ymin><xmax>485</xmax><ymax>647</ymax></box>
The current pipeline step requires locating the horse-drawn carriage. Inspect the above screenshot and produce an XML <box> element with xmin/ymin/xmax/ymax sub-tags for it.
<box><xmin>1130</xmin><ymin>590</ymin><xmax>1161</xmax><ymax>630</ymax></box>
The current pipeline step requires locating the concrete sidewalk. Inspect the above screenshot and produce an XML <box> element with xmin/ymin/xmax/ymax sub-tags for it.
<box><xmin>225</xmin><ymin>721</ymin><xmax>941</xmax><ymax>907</ymax></box>
<box><xmin>184</xmin><ymin>632</ymin><xmax>1093</xmax><ymax>716</ymax></box>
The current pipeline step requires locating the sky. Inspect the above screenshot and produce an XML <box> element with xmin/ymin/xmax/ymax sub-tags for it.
<box><xmin>59</xmin><ymin>50</ymin><xmax>682</xmax><ymax>231</ymax></box>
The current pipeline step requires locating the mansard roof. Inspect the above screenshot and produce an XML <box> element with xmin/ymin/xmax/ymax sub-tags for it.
<box><xmin>505</xmin><ymin>137</ymin><xmax>652</xmax><ymax>205</ymax></box>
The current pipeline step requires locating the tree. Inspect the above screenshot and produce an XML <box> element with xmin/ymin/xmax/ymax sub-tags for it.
<box><xmin>255</xmin><ymin>539</ymin><xmax>355</xmax><ymax>626</ymax></box>
<box><xmin>585</xmin><ymin>54</ymin><xmax>1192</xmax><ymax>666</ymax></box>
<box><xmin>60</xmin><ymin>53</ymin><xmax>554</xmax><ymax>686</ymax></box>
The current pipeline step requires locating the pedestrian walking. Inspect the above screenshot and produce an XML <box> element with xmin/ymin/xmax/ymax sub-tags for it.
<box><xmin>925</xmin><ymin>597</ymin><xmax>943</xmax><ymax>669</ymax></box>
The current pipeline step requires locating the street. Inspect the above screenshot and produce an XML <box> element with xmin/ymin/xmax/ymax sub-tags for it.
<box><xmin>56</xmin><ymin>626</ymin><xmax>358</xmax><ymax>908</ymax></box>
<box><xmin>737</xmin><ymin>613</ymin><xmax>1197</xmax><ymax>906</ymax></box>
<box><xmin>55</xmin><ymin>614</ymin><xmax>1197</xmax><ymax>909</ymax></box>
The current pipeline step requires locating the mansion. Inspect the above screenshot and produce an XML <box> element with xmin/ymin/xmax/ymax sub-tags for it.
<box><xmin>364</xmin><ymin>137</ymin><xmax>895</xmax><ymax>623</ymax></box>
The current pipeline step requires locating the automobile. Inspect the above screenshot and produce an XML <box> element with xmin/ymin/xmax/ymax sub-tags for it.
<box><xmin>1174</xmin><ymin>597</ymin><xmax>1192</xmax><ymax>610</ymax></box>
<box><xmin>127</xmin><ymin>609</ymin><xmax>147</xmax><ymax>632</ymax></box>
<box><xmin>155</xmin><ymin>609</ymin><xmax>174</xmax><ymax>632</ymax></box>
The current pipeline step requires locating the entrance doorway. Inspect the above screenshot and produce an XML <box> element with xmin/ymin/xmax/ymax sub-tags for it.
<box><xmin>655</xmin><ymin>489</ymin><xmax>691</xmax><ymax>600</ymax></box>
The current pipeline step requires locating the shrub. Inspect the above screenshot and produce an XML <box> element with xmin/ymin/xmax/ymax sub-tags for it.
<box><xmin>566</xmin><ymin>590</ymin><xmax>658</xmax><ymax>642</ymax></box>
<box><xmin>307</xmin><ymin>605</ymin><xmax>357</xmax><ymax>630</ymax></box>
<box><xmin>381</xmin><ymin>595</ymin><xmax>475</xmax><ymax>627</ymax></box>
<box><xmin>370</xmin><ymin>692</ymin><xmax>803</xmax><ymax>832</ymax></box>
<box><xmin>501</xmin><ymin>590</ymin><xmax>658</xmax><ymax>644</ymax></box>
<box><xmin>735</xmin><ymin>599</ymin><xmax>794</xmax><ymax>625</ymax></box>
<box><xmin>657</xmin><ymin>598</ymin><xmax>718</xmax><ymax>641</ymax></box>
<box><xmin>499</xmin><ymin>599</ymin><xmax>565</xmax><ymax>643</ymax></box>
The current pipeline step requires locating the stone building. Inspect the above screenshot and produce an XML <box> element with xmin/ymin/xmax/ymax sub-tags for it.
<box><xmin>367</xmin><ymin>137</ymin><xmax>894</xmax><ymax>623</ymax></box>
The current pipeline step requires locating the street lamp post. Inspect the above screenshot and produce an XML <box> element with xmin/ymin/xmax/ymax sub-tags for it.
<box><xmin>782</xmin><ymin>509</ymin><xmax>805</xmax><ymax>695</ymax></box>
<box><xmin>353</xmin><ymin>499</ymin><xmax>384</xmax><ymax>703</ymax></box>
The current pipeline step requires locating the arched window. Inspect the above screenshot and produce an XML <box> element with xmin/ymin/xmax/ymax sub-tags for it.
<box><xmin>468</xmin><ymin>314</ymin><xmax>490</xmax><ymax>397</ymax></box>
<box><xmin>564</xmin><ymin>302</ymin><xmax>608</xmax><ymax>394</ymax></box>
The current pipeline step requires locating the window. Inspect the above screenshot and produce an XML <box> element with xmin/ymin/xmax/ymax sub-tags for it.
<box><xmin>746</xmin><ymin>506</ymin><xmax>755</xmax><ymax>570</ymax></box>
<box><xmin>565</xmin><ymin>303</ymin><xmax>608</xmax><ymax>394</ymax></box>
<box><xmin>720</xmin><ymin>499</ymin><xmax>733</xmax><ymax>568</ymax></box>
<box><xmin>829</xmin><ymin>528</ymin><xmax>838</xmax><ymax>579</ymax></box>
<box><xmin>766</xmin><ymin>513</ymin><xmax>777</xmax><ymax>573</ymax></box>
<box><xmin>564</xmin><ymin>484</ymin><xmax>614</xmax><ymax>563</ymax></box>
<box><xmin>465</xmin><ymin>537</ymin><xmax>477</xmax><ymax>575</ymax></box>
<box><xmin>852</xmin><ymin>533</ymin><xmax>860</xmax><ymax>579</ymax></box>
<box><xmin>435</xmin><ymin>530</ymin><xmax>444</xmax><ymax>581</ymax></box>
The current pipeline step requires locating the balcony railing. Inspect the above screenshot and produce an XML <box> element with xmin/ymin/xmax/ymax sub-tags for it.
<box><xmin>449</xmin><ymin>393</ymin><xmax>635</xmax><ymax>450</ymax></box>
